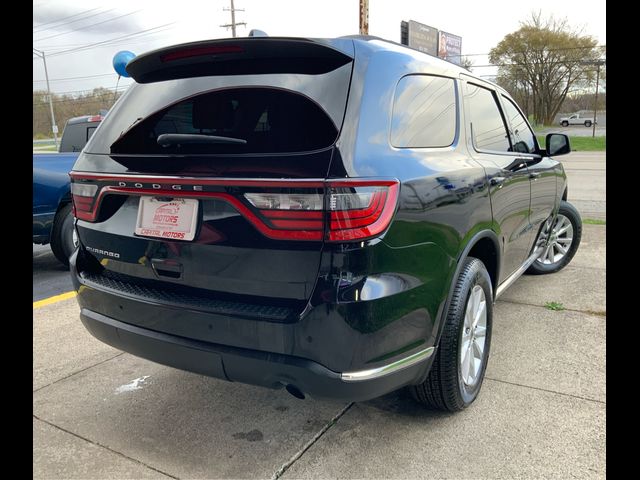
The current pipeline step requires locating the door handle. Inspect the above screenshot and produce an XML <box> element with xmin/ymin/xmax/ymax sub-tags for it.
<box><xmin>529</xmin><ymin>172</ymin><xmax>541</xmax><ymax>179</ymax></box>
<box><xmin>490</xmin><ymin>176</ymin><xmax>506</xmax><ymax>187</ymax></box>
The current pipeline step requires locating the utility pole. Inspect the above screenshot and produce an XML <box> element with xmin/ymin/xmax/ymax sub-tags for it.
<box><xmin>580</xmin><ymin>59</ymin><xmax>605</xmax><ymax>138</ymax></box>
<box><xmin>359</xmin><ymin>0</ymin><xmax>369</xmax><ymax>35</ymax></box>
<box><xmin>221</xmin><ymin>0</ymin><xmax>246</xmax><ymax>37</ymax></box>
<box><xmin>591</xmin><ymin>61</ymin><xmax>604</xmax><ymax>138</ymax></box>
<box><xmin>33</xmin><ymin>47</ymin><xmax>59</xmax><ymax>150</ymax></box>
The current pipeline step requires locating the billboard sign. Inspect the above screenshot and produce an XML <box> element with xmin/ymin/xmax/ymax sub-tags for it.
<box><xmin>402</xmin><ymin>20</ymin><xmax>439</xmax><ymax>56</ymax></box>
<box><xmin>438</xmin><ymin>31</ymin><xmax>462</xmax><ymax>65</ymax></box>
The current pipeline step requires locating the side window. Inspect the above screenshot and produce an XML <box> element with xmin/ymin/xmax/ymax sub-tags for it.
<box><xmin>86</xmin><ymin>126</ymin><xmax>97</xmax><ymax>142</ymax></box>
<box><xmin>390</xmin><ymin>75</ymin><xmax>457</xmax><ymax>148</ymax></box>
<box><xmin>501</xmin><ymin>96</ymin><xmax>537</xmax><ymax>154</ymax></box>
<box><xmin>465</xmin><ymin>83</ymin><xmax>510</xmax><ymax>152</ymax></box>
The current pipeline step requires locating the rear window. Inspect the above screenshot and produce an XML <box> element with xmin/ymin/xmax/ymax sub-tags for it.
<box><xmin>111</xmin><ymin>88</ymin><xmax>337</xmax><ymax>155</ymax></box>
<box><xmin>82</xmin><ymin>63</ymin><xmax>352</xmax><ymax>156</ymax></box>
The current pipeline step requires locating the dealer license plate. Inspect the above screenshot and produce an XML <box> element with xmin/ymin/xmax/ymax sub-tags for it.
<box><xmin>135</xmin><ymin>197</ymin><xmax>199</xmax><ymax>241</ymax></box>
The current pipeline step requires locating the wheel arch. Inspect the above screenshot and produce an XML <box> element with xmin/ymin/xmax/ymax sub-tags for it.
<box><xmin>413</xmin><ymin>229</ymin><xmax>500</xmax><ymax>386</ymax></box>
<box><xmin>57</xmin><ymin>190</ymin><xmax>72</xmax><ymax>214</ymax></box>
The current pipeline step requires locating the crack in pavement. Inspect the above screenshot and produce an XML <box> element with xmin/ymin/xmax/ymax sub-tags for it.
<box><xmin>271</xmin><ymin>402</ymin><xmax>354</xmax><ymax>480</ymax></box>
<box><xmin>34</xmin><ymin>415</ymin><xmax>179</xmax><ymax>479</ymax></box>
<box><xmin>484</xmin><ymin>377</ymin><xmax>605</xmax><ymax>405</ymax></box>
<box><xmin>497</xmin><ymin>299</ymin><xmax>606</xmax><ymax>317</ymax></box>
<box><xmin>34</xmin><ymin>353</ymin><xmax>125</xmax><ymax>394</ymax></box>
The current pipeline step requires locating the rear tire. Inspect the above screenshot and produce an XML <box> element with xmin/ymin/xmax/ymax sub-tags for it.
<box><xmin>410</xmin><ymin>257</ymin><xmax>493</xmax><ymax>412</ymax></box>
<box><xmin>585</xmin><ymin>120</ymin><xmax>592</xmax><ymax>127</ymax></box>
<box><xmin>526</xmin><ymin>200</ymin><xmax>582</xmax><ymax>275</ymax></box>
<box><xmin>50</xmin><ymin>203</ymin><xmax>76</xmax><ymax>268</ymax></box>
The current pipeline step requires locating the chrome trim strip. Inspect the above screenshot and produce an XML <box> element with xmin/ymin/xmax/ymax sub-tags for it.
<box><xmin>495</xmin><ymin>246</ymin><xmax>544</xmax><ymax>299</ymax></box>
<box><xmin>340</xmin><ymin>347</ymin><xmax>435</xmax><ymax>382</ymax></box>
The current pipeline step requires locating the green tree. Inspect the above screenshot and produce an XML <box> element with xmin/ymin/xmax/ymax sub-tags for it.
<box><xmin>490</xmin><ymin>12</ymin><xmax>603</xmax><ymax>125</ymax></box>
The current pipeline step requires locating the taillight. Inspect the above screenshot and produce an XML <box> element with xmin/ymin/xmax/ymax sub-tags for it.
<box><xmin>242</xmin><ymin>180</ymin><xmax>399</xmax><ymax>242</ymax></box>
<box><xmin>244</xmin><ymin>192</ymin><xmax>325</xmax><ymax>240</ymax></box>
<box><xmin>70</xmin><ymin>182</ymin><xmax>98</xmax><ymax>221</ymax></box>
<box><xmin>326</xmin><ymin>181</ymin><xmax>399</xmax><ymax>241</ymax></box>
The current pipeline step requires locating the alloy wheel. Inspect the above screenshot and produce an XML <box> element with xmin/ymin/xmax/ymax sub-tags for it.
<box><xmin>459</xmin><ymin>285</ymin><xmax>487</xmax><ymax>387</ymax></box>
<box><xmin>536</xmin><ymin>214</ymin><xmax>574</xmax><ymax>265</ymax></box>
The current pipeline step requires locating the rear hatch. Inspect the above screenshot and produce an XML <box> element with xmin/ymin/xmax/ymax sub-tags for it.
<box><xmin>71</xmin><ymin>37</ymin><xmax>355</xmax><ymax>321</ymax></box>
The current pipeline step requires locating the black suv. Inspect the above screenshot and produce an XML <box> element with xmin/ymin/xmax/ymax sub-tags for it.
<box><xmin>70</xmin><ymin>36</ymin><xmax>581</xmax><ymax>411</ymax></box>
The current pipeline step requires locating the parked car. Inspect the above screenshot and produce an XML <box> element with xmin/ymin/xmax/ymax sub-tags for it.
<box><xmin>33</xmin><ymin>152</ymin><xmax>80</xmax><ymax>266</ymax></box>
<box><xmin>33</xmin><ymin>114</ymin><xmax>103</xmax><ymax>266</ymax></box>
<box><xmin>559</xmin><ymin>113</ymin><xmax>596</xmax><ymax>127</ymax></box>
<box><xmin>70</xmin><ymin>36</ymin><xmax>581</xmax><ymax>411</ymax></box>
<box><xmin>59</xmin><ymin>114</ymin><xmax>103</xmax><ymax>152</ymax></box>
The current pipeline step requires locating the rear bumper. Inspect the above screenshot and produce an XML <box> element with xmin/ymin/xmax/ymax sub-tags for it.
<box><xmin>80</xmin><ymin>307</ymin><xmax>435</xmax><ymax>402</ymax></box>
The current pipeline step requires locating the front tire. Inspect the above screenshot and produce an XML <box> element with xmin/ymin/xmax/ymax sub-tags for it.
<box><xmin>410</xmin><ymin>257</ymin><xmax>493</xmax><ymax>412</ymax></box>
<box><xmin>50</xmin><ymin>203</ymin><xmax>77</xmax><ymax>268</ymax></box>
<box><xmin>561</xmin><ymin>121</ymin><xmax>569</xmax><ymax>127</ymax></box>
<box><xmin>527</xmin><ymin>200</ymin><xmax>582</xmax><ymax>275</ymax></box>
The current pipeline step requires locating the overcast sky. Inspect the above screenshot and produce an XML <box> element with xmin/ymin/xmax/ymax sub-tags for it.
<box><xmin>33</xmin><ymin>0</ymin><xmax>606</xmax><ymax>95</ymax></box>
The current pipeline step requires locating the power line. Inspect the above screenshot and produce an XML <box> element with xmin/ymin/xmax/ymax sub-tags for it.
<box><xmin>450</xmin><ymin>44</ymin><xmax>606</xmax><ymax>59</ymax></box>
<box><xmin>35</xmin><ymin>9</ymin><xmax>144</xmax><ymax>42</ymax></box>
<box><xmin>33</xmin><ymin>7</ymin><xmax>104</xmax><ymax>31</ymax></box>
<box><xmin>470</xmin><ymin>58</ymin><xmax>606</xmax><ymax>68</ymax></box>
<box><xmin>33</xmin><ymin>87</ymin><xmax>130</xmax><ymax>105</ymax></box>
<box><xmin>36</xmin><ymin>85</ymin><xmax>130</xmax><ymax>96</ymax></box>
<box><xmin>33</xmin><ymin>72</ymin><xmax>119</xmax><ymax>84</ymax></box>
<box><xmin>46</xmin><ymin>23</ymin><xmax>176</xmax><ymax>57</ymax></box>
<box><xmin>35</xmin><ymin>28</ymin><xmax>175</xmax><ymax>53</ymax></box>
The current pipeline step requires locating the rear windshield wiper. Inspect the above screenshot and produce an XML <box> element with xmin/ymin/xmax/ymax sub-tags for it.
<box><xmin>157</xmin><ymin>133</ymin><xmax>247</xmax><ymax>147</ymax></box>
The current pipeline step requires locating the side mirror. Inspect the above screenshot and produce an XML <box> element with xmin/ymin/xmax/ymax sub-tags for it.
<box><xmin>545</xmin><ymin>133</ymin><xmax>571</xmax><ymax>156</ymax></box>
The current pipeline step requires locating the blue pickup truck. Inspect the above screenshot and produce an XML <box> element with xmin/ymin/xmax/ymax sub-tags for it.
<box><xmin>33</xmin><ymin>114</ymin><xmax>103</xmax><ymax>266</ymax></box>
<box><xmin>33</xmin><ymin>152</ymin><xmax>79</xmax><ymax>266</ymax></box>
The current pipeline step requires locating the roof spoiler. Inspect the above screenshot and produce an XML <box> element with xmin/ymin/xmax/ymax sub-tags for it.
<box><xmin>126</xmin><ymin>37</ymin><xmax>354</xmax><ymax>84</ymax></box>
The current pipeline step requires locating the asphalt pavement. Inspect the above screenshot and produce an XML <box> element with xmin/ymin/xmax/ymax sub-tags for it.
<box><xmin>33</xmin><ymin>244</ymin><xmax>73</xmax><ymax>302</ymax></box>
<box><xmin>537</xmin><ymin>125</ymin><xmax>606</xmax><ymax>137</ymax></box>
<box><xmin>33</xmin><ymin>152</ymin><xmax>606</xmax><ymax>479</ymax></box>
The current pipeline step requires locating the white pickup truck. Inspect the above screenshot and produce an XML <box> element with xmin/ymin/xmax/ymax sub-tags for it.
<box><xmin>559</xmin><ymin>113</ymin><xmax>597</xmax><ymax>127</ymax></box>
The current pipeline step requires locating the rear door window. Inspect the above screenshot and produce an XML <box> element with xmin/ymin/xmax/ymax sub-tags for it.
<box><xmin>465</xmin><ymin>83</ymin><xmax>511</xmax><ymax>153</ymax></box>
<box><xmin>111</xmin><ymin>88</ymin><xmax>339</xmax><ymax>155</ymax></box>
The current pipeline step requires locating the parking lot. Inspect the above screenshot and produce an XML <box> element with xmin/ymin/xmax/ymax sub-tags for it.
<box><xmin>34</xmin><ymin>152</ymin><xmax>606</xmax><ymax>479</ymax></box>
